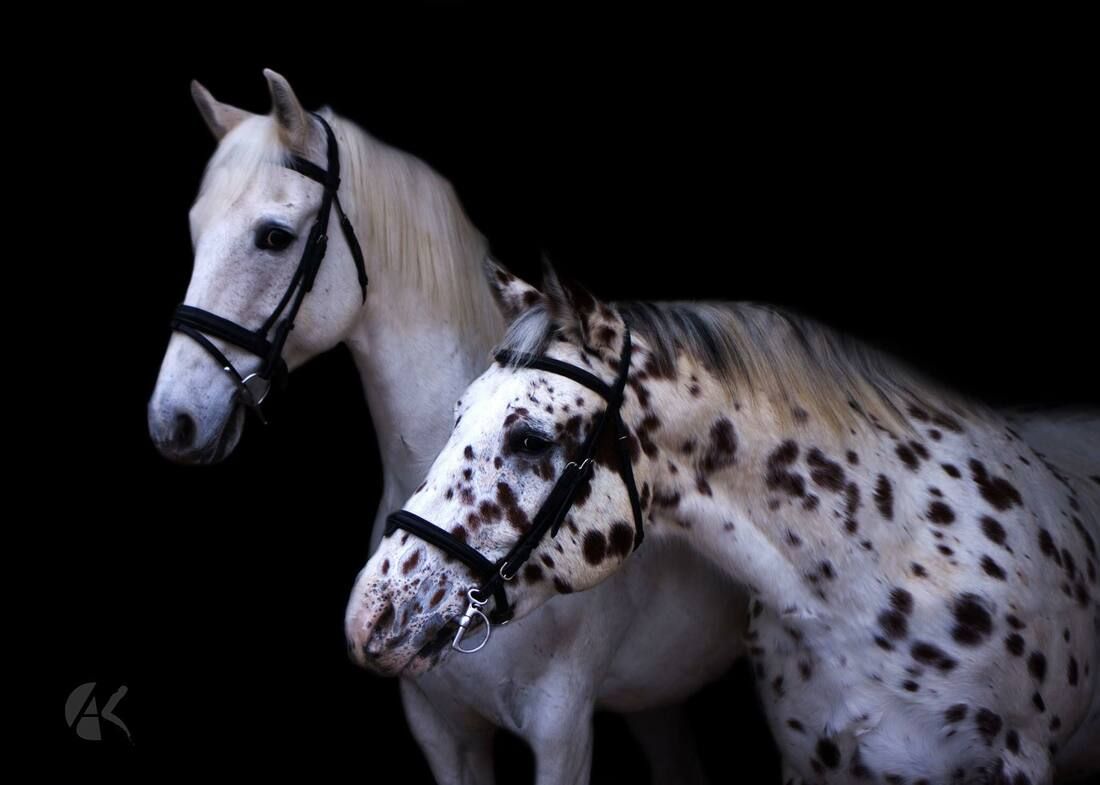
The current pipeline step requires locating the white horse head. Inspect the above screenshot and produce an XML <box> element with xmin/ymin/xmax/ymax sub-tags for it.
<box><xmin>348</xmin><ymin>265</ymin><xmax>646</xmax><ymax>675</ymax></box>
<box><xmin>148</xmin><ymin>70</ymin><xmax>366</xmax><ymax>463</ymax></box>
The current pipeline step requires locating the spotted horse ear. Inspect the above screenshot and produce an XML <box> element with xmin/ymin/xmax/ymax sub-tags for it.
<box><xmin>540</xmin><ymin>258</ymin><xmax>623</xmax><ymax>354</ymax></box>
<box><xmin>483</xmin><ymin>258</ymin><xmax>545</xmax><ymax>322</ymax></box>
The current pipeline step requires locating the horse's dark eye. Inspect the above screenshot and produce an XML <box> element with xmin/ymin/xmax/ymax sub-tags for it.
<box><xmin>509</xmin><ymin>429</ymin><xmax>554</xmax><ymax>456</ymax></box>
<box><xmin>256</xmin><ymin>226</ymin><xmax>295</xmax><ymax>251</ymax></box>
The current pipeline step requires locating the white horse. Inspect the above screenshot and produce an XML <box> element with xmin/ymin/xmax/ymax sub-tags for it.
<box><xmin>148</xmin><ymin>71</ymin><xmax>745</xmax><ymax>784</ymax></box>
<box><xmin>349</xmin><ymin>267</ymin><xmax>1100</xmax><ymax>784</ymax></box>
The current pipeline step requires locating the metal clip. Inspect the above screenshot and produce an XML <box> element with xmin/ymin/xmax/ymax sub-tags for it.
<box><xmin>452</xmin><ymin>588</ymin><xmax>492</xmax><ymax>654</ymax></box>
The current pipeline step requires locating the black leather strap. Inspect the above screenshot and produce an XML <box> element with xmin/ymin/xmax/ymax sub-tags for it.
<box><xmin>172</xmin><ymin>305</ymin><xmax>278</xmax><ymax>360</ymax></box>
<box><xmin>384</xmin><ymin>510</ymin><xmax>511</xmax><ymax>619</ymax></box>
<box><xmin>494</xmin><ymin>351</ymin><xmax>615</xmax><ymax>401</ymax></box>
<box><xmin>286</xmin><ymin>155</ymin><xmax>337</xmax><ymax>189</ymax></box>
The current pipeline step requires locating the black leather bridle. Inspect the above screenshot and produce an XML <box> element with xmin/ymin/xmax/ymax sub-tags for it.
<box><xmin>171</xmin><ymin>113</ymin><xmax>368</xmax><ymax>423</ymax></box>
<box><xmin>384</xmin><ymin>328</ymin><xmax>645</xmax><ymax>653</ymax></box>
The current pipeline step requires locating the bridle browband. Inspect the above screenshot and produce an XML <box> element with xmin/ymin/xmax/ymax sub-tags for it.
<box><xmin>170</xmin><ymin>113</ymin><xmax>368</xmax><ymax>423</ymax></box>
<box><xmin>384</xmin><ymin>328</ymin><xmax>645</xmax><ymax>653</ymax></box>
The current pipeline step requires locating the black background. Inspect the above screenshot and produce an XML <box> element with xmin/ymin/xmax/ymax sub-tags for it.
<box><xmin>34</xmin><ymin>7</ymin><xmax>1095</xmax><ymax>781</ymax></box>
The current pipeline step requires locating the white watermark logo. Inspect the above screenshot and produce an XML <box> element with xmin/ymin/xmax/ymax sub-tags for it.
<box><xmin>65</xmin><ymin>682</ymin><xmax>133</xmax><ymax>744</ymax></box>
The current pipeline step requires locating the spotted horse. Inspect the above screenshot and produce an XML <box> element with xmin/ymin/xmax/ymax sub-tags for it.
<box><xmin>350</xmin><ymin>265</ymin><xmax>1100</xmax><ymax>784</ymax></box>
<box><xmin>149</xmin><ymin>71</ymin><xmax>746</xmax><ymax>785</ymax></box>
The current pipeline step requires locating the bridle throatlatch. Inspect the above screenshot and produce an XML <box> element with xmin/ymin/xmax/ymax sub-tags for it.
<box><xmin>170</xmin><ymin>113</ymin><xmax>368</xmax><ymax>423</ymax></box>
<box><xmin>384</xmin><ymin>328</ymin><xmax>646</xmax><ymax>653</ymax></box>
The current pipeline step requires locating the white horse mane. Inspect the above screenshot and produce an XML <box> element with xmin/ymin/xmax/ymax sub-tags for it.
<box><xmin>194</xmin><ymin>108</ymin><xmax>500</xmax><ymax>343</ymax></box>
<box><xmin>500</xmin><ymin>296</ymin><xmax>985</xmax><ymax>434</ymax></box>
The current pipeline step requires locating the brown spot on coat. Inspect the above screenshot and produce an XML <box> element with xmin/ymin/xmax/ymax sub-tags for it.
<box><xmin>1005</xmin><ymin>633</ymin><xmax>1025</xmax><ymax>656</ymax></box>
<box><xmin>951</xmin><ymin>593</ymin><xmax>993</xmax><ymax>646</ymax></box>
<box><xmin>969</xmin><ymin>459</ymin><xmax>1023</xmax><ymax>511</ymax></box>
<box><xmin>583</xmin><ymin>530</ymin><xmax>607</xmax><ymax>565</ymax></box>
<box><xmin>981</xmin><ymin>516</ymin><xmax>1006</xmax><ymax>546</ymax></box>
<box><xmin>479</xmin><ymin>500</ymin><xmax>503</xmax><ymax>523</ymax></box>
<box><xmin>981</xmin><ymin>555</ymin><xmax>1006</xmax><ymax>580</ymax></box>
<box><xmin>700</xmin><ymin>418</ymin><xmax>738</xmax><ymax>474</ymax></box>
<box><xmin>766</xmin><ymin>440</ymin><xmax>805</xmax><ymax>497</ymax></box>
<box><xmin>608</xmin><ymin>522</ymin><xmax>635</xmax><ymax>557</ymax></box>
<box><xmin>496</xmin><ymin>482</ymin><xmax>530</xmax><ymax>532</ymax></box>
<box><xmin>975</xmin><ymin>708</ymin><xmax>1003</xmax><ymax>744</ymax></box>
<box><xmin>927</xmin><ymin>501</ymin><xmax>956</xmax><ymax>525</ymax></box>
<box><xmin>874</xmin><ymin>475</ymin><xmax>894</xmax><ymax>520</ymax></box>
<box><xmin>1028</xmin><ymin>651</ymin><xmax>1047</xmax><ymax>682</ymax></box>
<box><xmin>553</xmin><ymin>576</ymin><xmax>573</xmax><ymax>594</ymax></box>
<box><xmin>1038</xmin><ymin>529</ymin><xmax>1062</xmax><ymax>565</ymax></box>
<box><xmin>807</xmin><ymin>448</ymin><xmax>845</xmax><ymax>492</ymax></box>
<box><xmin>945</xmin><ymin>704</ymin><xmax>968</xmax><ymax>723</ymax></box>
<box><xmin>911</xmin><ymin>641</ymin><xmax>958</xmax><ymax>672</ymax></box>
<box><xmin>896</xmin><ymin>444</ymin><xmax>920</xmax><ymax>471</ymax></box>
<box><xmin>1072</xmin><ymin>515</ymin><xmax>1097</xmax><ymax>556</ymax></box>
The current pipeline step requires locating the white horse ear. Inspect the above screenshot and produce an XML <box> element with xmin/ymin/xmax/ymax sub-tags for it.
<box><xmin>263</xmin><ymin>68</ymin><xmax>309</xmax><ymax>149</ymax></box>
<box><xmin>484</xmin><ymin>259</ymin><xmax>544</xmax><ymax>322</ymax></box>
<box><xmin>191</xmin><ymin>80</ymin><xmax>251</xmax><ymax>140</ymax></box>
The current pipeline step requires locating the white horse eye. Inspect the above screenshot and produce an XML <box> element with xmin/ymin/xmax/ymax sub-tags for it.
<box><xmin>256</xmin><ymin>225</ymin><xmax>295</xmax><ymax>252</ymax></box>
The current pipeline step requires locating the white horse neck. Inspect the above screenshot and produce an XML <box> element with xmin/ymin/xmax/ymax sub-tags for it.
<box><xmin>330</xmin><ymin>116</ymin><xmax>504</xmax><ymax>495</ymax></box>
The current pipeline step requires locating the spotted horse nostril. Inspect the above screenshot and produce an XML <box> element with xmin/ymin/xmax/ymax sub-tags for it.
<box><xmin>362</xmin><ymin>601</ymin><xmax>396</xmax><ymax>657</ymax></box>
<box><xmin>171</xmin><ymin>413</ymin><xmax>197</xmax><ymax>449</ymax></box>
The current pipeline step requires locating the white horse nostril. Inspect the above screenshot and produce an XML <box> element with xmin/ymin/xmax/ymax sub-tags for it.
<box><xmin>171</xmin><ymin>412</ymin><xmax>196</xmax><ymax>448</ymax></box>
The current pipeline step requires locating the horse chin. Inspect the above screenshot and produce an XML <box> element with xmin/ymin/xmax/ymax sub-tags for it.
<box><xmin>371</xmin><ymin>613</ymin><xmax>467</xmax><ymax>677</ymax></box>
<box><xmin>208</xmin><ymin>404</ymin><xmax>245</xmax><ymax>463</ymax></box>
<box><xmin>403</xmin><ymin>618</ymin><xmax>463</xmax><ymax>675</ymax></box>
<box><xmin>153</xmin><ymin>403</ymin><xmax>245</xmax><ymax>465</ymax></box>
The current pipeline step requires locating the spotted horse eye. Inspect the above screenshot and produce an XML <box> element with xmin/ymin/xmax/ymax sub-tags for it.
<box><xmin>509</xmin><ymin>428</ymin><xmax>555</xmax><ymax>456</ymax></box>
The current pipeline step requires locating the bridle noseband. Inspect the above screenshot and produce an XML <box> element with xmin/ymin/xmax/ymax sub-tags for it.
<box><xmin>170</xmin><ymin>113</ymin><xmax>368</xmax><ymax>423</ymax></box>
<box><xmin>384</xmin><ymin>328</ymin><xmax>645</xmax><ymax>653</ymax></box>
